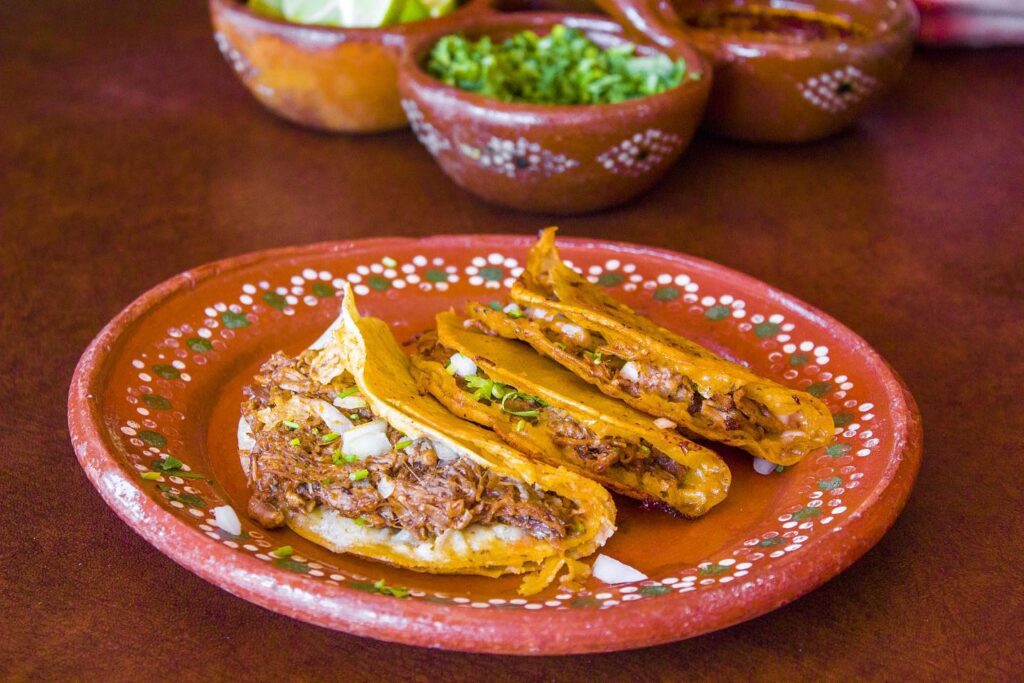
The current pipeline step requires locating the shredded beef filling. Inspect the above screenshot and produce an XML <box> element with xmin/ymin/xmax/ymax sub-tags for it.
<box><xmin>418</xmin><ymin>335</ymin><xmax>689</xmax><ymax>493</ymax></box>
<box><xmin>242</xmin><ymin>352</ymin><xmax>581</xmax><ymax>542</ymax></box>
<box><xmin>519</xmin><ymin>312</ymin><xmax>799</xmax><ymax>440</ymax></box>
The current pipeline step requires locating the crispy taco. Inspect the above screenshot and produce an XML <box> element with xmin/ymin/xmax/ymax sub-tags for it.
<box><xmin>238</xmin><ymin>287</ymin><xmax>615</xmax><ymax>587</ymax></box>
<box><xmin>465</xmin><ymin>228</ymin><xmax>833</xmax><ymax>466</ymax></box>
<box><xmin>411</xmin><ymin>312</ymin><xmax>731</xmax><ymax>517</ymax></box>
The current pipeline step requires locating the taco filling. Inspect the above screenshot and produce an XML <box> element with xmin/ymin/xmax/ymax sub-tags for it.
<box><xmin>416</xmin><ymin>333</ymin><xmax>692</xmax><ymax>499</ymax></box>
<box><xmin>473</xmin><ymin>303</ymin><xmax>811</xmax><ymax>445</ymax></box>
<box><xmin>242</xmin><ymin>350</ymin><xmax>584</xmax><ymax>542</ymax></box>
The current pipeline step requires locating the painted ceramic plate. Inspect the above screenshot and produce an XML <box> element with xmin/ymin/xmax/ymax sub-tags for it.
<box><xmin>68</xmin><ymin>236</ymin><xmax>920</xmax><ymax>655</ymax></box>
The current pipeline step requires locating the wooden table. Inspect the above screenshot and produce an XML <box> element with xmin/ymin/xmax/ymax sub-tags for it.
<box><xmin>2</xmin><ymin>1</ymin><xmax>1022</xmax><ymax>679</ymax></box>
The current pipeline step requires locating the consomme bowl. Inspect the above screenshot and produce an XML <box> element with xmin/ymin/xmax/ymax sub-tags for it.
<box><xmin>396</xmin><ymin>13</ymin><xmax>711</xmax><ymax>213</ymax></box>
<box><xmin>598</xmin><ymin>0</ymin><xmax>918</xmax><ymax>142</ymax></box>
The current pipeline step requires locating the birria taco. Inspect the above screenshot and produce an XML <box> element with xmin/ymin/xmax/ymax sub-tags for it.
<box><xmin>411</xmin><ymin>312</ymin><xmax>731</xmax><ymax>517</ymax></box>
<box><xmin>237</xmin><ymin>286</ymin><xmax>615</xmax><ymax>589</ymax></box>
<box><xmin>465</xmin><ymin>228</ymin><xmax>834</xmax><ymax>466</ymax></box>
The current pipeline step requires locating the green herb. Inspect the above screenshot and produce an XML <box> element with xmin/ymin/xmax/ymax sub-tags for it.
<box><xmin>395</xmin><ymin>439</ymin><xmax>413</xmax><ymax>450</ymax></box>
<box><xmin>640</xmin><ymin>444</ymin><xmax>651</xmax><ymax>455</ymax></box>
<box><xmin>372</xmin><ymin>579</ymin><xmax>410</xmax><ymax>598</ymax></box>
<box><xmin>322</xmin><ymin>477</ymin><xmax>334</xmax><ymax>485</ymax></box>
<box><xmin>516</xmin><ymin>419</ymin><xmax>526</xmax><ymax>432</ymax></box>
<box><xmin>343</xmin><ymin>452</ymin><xmax>359</xmax><ymax>463</ymax></box>
<box><xmin>270</xmin><ymin>545</ymin><xmax>294</xmax><ymax>558</ymax></box>
<box><xmin>775</xmin><ymin>464</ymin><xmax>786</xmax><ymax>473</ymax></box>
<box><xmin>445</xmin><ymin>362</ymin><xmax>457</xmax><ymax>376</ymax></box>
<box><xmin>464</xmin><ymin>374</ymin><xmax>515</xmax><ymax>402</ymax></box>
<box><xmin>500</xmin><ymin>390</ymin><xmax>546</xmax><ymax>418</ymax></box>
<box><xmin>573</xmin><ymin>521</ymin><xmax>586</xmax><ymax>534</ymax></box>
<box><xmin>350</xmin><ymin>469</ymin><xmax>369</xmax><ymax>482</ymax></box>
<box><xmin>336</xmin><ymin>386</ymin><xmax>360</xmax><ymax>399</ymax></box>
<box><xmin>289</xmin><ymin>437</ymin><xmax>301</xmax><ymax>447</ymax></box>
<box><xmin>487</xmin><ymin>301</ymin><xmax>503</xmax><ymax>311</ymax></box>
<box><xmin>282</xmin><ymin>420</ymin><xmax>300</xmax><ymax>430</ymax></box>
<box><xmin>354</xmin><ymin>517</ymin><xmax>367</xmax><ymax>526</ymax></box>
<box><xmin>583</xmin><ymin>350</ymin><xmax>604</xmax><ymax>365</ymax></box>
<box><xmin>174</xmin><ymin>471</ymin><xmax>206</xmax><ymax>479</ymax></box>
<box><xmin>427</xmin><ymin>24</ymin><xmax>690</xmax><ymax>106</ymax></box>
<box><xmin>506</xmin><ymin>309</ymin><xmax>524</xmax><ymax>319</ymax></box>
<box><xmin>141</xmin><ymin>471</ymin><xmax>162</xmax><ymax>481</ymax></box>
<box><xmin>554</xmin><ymin>341</ymin><xmax>567</xmax><ymax>350</ymax></box>
<box><xmin>312</xmin><ymin>428</ymin><xmax>319</xmax><ymax>436</ymax></box>
<box><xmin>152</xmin><ymin>456</ymin><xmax>183</xmax><ymax>472</ymax></box>
<box><xmin>320</xmin><ymin>432</ymin><xmax>340</xmax><ymax>443</ymax></box>
<box><xmin>349</xmin><ymin>413</ymin><xmax>361</xmax><ymax>420</ymax></box>
<box><xmin>332</xmin><ymin>449</ymin><xmax>345</xmax><ymax>465</ymax></box>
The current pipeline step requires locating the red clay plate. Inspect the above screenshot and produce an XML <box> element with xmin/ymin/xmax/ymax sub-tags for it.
<box><xmin>68</xmin><ymin>235</ymin><xmax>921</xmax><ymax>655</ymax></box>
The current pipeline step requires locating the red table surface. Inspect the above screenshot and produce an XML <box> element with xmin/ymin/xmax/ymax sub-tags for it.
<box><xmin>2</xmin><ymin>1</ymin><xmax>1022</xmax><ymax>680</ymax></box>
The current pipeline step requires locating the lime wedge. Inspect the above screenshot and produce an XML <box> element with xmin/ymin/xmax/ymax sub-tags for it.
<box><xmin>249</xmin><ymin>0</ymin><xmax>285</xmax><ymax>19</ymax></box>
<box><xmin>399</xmin><ymin>0</ymin><xmax>430</xmax><ymax>23</ymax></box>
<box><xmin>338</xmin><ymin>0</ymin><xmax>404</xmax><ymax>27</ymax></box>
<box><xmin>281</xmin><ymin>0</ymin><xmax>343</xmax><ymax>26</ymax></box>
<box><xmin>420</xmin><ymin>0</ymin><xmax>455</xmax><ymax>18</ymax></box>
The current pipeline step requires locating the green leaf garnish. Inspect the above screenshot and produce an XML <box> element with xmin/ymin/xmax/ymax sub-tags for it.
<box><xmin>282</xmin><ymin>420</ymin><xmax>300</xmax><ymax>430</ymax></box>
<box><xmin>350</xmin><ymin>469</ymin><xmax>369</xmax><ymax>482</ymax></box>
<box><xmin>270</xmin><ymin>545</ymin><xmax>294</xmax><ymax>558</ymax></box>
<box><xmin>289</xmin><ymin>437</ymin><xmax>301</xmax><ymax>447</ymax></box>
<box><xmin>500</xmin><ymin>390</ymin><xmax>546</xmax><ymax>417</ymax></box>
<box><xmin>336</xmin><ymin>386</ymin><xmax>360</xmax><ymax>399</ymax></box>
<box><xmin>395</xmin><ymin>439</ymin><xmax>413</xmax><ymax>450</ymax></box>
<box><xmin>320</xmin><ymin>432</ymin><xmax>340</xmax><ymax>443</ymax></box>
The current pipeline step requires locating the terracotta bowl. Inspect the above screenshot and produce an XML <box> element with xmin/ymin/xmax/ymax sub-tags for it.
<box><xmin>396</xmin><ymin>14</ymin><xmax>711</xmax><ymax>213</ymax></box>
<box><xmin>597</xmin><ymin>0</ymin><xmax>918</xmax><ymax>142</ymax></box>
<box><xmin>208</xmin><ymin>0</ymin><xmax>490</xmax><ymax>133</ymax></box>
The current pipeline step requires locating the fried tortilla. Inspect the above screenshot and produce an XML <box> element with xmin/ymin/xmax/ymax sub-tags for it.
<box><xmin>238</xmin><ymin>286</ymin><xmax>615</xmax><ymax>585</ymax></box>
<box><xmin>465</xmin><ymin>228</ymin><xmax>833</xmax><ymax>465</ymax></box>
<box><xmin>411</xmin><ymin>312</ymin><xmax>730</xmax><ymax>517</ymax></box>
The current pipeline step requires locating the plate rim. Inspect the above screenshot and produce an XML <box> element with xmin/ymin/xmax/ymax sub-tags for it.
<box><xmin>68</xmin><ymin>235</ymin><xmax>922</xmax><ymax>655</ymax></box>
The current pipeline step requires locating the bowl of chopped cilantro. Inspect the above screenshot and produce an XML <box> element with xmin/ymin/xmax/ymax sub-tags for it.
<box><xmin>397</xmin><ymin>13</ymin><xmax>711</xmax><ymax>213</ymax></box>
<box><xmin>209</xmin><ymin>0</ymin><xmax>486</xmax><ymax>133</ymax></box>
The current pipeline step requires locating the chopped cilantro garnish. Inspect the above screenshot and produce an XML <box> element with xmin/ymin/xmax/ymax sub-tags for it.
<box><xmin>775</xmin><ymin>465</ymin><xmax>786</xmax><ymax>473</ymax></box>
<box><xmin>487</xmin><ymin>301</ymin><xmax>503</xmax><ymax>311</ymax></box>
<box><xmin>282</xmin><ymin>420</ymin><xmax>300</xmax><ymax>430</ymax></box>
<box><xmin>344</xmin><ymin>452</ymin><xmax>359</xmax><ymax>463</ymax></box>
<box><xmin>354</xmin><ymin>517</ymin><xmax>367</xmax><ymax>526</ymax></box>
<box><xmin>640</xmin><ymin>444</ymin><xmax>651</xmax><ymax>455</ymax></box>
<box><xmin>141</xmin><ymin>471</ymin><xmax>162</xmax><ymax>480</ymax></box>
<box><xmin>289</xmin><ymin>437</ymin><xmax>301</xmax><ymax>447</ymax></box>
<box><xmin>506</xmin><ymin>310</ymin><xmax>524</xmax><ymax>319</ymax></box>
<box><xmin>350</xmin><ymin>469</ymin><xmax>369</xmax><ymax>482</ymax></box>
<box><xmin>336</xmin><ymin>386</ymin><xmax>360</xmax><ymax>399</ymax></box>
<box><xmin>270</xmin><ymin>545</ymin><xmax>293</xmax><ymax>558</ymax></box>
<box><xmin>349</xmin><ymin>413</ymin><xmax>361</xmax><ymax>420</ymax></box>
<box><xmin>395</xmin><ymin>439</ymin><xmax>413</xmax><ymax>450</ymax></box>
<box><xmin>321</xmin><ymin>477</ymin><xmax>334</xmax><ymax>485</ymax></box>
<box><xmin>516</xmin><ymin>419</ymin><xmax>526</xmax><ymax>432</ymax></box>
<box><xmin>320</xmin><ymin>432</ymin><xmax>340</xmax><ymax>443</ymax></box>
<box><xmin>464</xmin><ymin>374</ymin><xmax>516</xmax><ymax>402</ymax></box>
<box><xmin>332</xmin><ymin>449</ymin><xmax>344</xmax><ymax>465</ymax></box>
<box><xmin>500</xmin><ymin>390</ymin><xmax>547</xmax><ymax>418</ymax></box>
<box><xmin>445</xmin><ymin>362</ymin><xmax>457</xmax><ymax>375</ymax></box>
<box><xmin>573</xmin><ymin>521</ymin><xmax>586</xmax><ymax>534</ymax></box>
<box><xmin>583</xmin><ymin>350</ymin><xmax>604</xmax><ymax>365</ymax></box>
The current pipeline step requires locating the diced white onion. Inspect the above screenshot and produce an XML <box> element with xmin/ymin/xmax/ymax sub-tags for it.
<box><xmin>237</xmin><ymin>417</ymin><xmax>256</xmax><ymax>451</ymax></box>
<box><xmin>334</xmin><ymin>394</ymin><xmax>368</xmax><ymax>410</ymax></box>
<box><xmin>780</xmin><ymin>430</ymin><xmax>804</xmax><ymax>442</ymax></box>
<box><xmin>592</xmin><ymin>554</ymin><xmax>648</xmax><ymax>584</ymax></box>
<box><xmin>311</xmin><ymin>399</ymin><xmax>354</xmax><ymax>435</ymax></box>
<box><xmin>502</xmin><ymin>303</ymin><xmax>522</xmax><ymax>316</ymax></box>
<box><xmin>753</xmin><ymin>457</ymin><xmax>776</xmax><ymax>475</ymax></box>
<box><xmin>212</xmin><ymin>505</ymin><xmax>242</xmax><ymax>536</ymax></box>
<box><xmin>557</xmin><ymin>322</ymin><xmax>586</xmax><ymax>342</ymax></box>
<box><xmin>527</xmin><ymin>307</ymin><xmax>550</xmax><ymax>320</ymax></box>
<box><xmin>619</xmin><ymin>361</ymin><xmax>639</xmax><ymax>382</ymax></box>
<box><xmin>342</xmin><ymin>419</ymin><xmax>390</xmax><ymax>459</ymax></box>
<box><xmin>345</xmin><ymin>432</ymin><xmax>392</xmax><ymax>459</ymax></box>
<box><xmin>448</xmin><ymin>353</ymin><xmax>477</xmax><ymax>378</ymax></box>
<box><xmin>653</xmin><ymin>417</ymin><xmax>677</xmax><ymax>429</ymax></box>
<box><xmin>376</xmin><ymin>476</ymin><xmax>396</xmax><ymax>499</ymax></box>
<box><xmin>432</xmin><ymin>439</ymin><xmax>460</xmax><ymax>462</ymax></box>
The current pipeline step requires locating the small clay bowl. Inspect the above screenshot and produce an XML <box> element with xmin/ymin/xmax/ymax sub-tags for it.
<box><xmin>597</xmin><ymin>0</ymin><xmax>918</xmax><ymax>142</ymax></box>
<box><xmin>208</xmin><ymin>0</ymin><xmax>488</xmax><ymax>133</ymax></box>
<box><xmin>396</xmin><ymin>13</ymin><xmax>711</xmax><ymax>213</ymax></box>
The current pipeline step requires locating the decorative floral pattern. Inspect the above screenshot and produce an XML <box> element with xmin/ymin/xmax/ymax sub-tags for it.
<box><xmin>106</xmin><ymin>247</ymin><xmax>886</xmax><ymax>611</ymax></box>
<box><xmin>596</xmin><ymin>129</ymin><xmax>683</xmax><ymax>176</ymax></box>
<box><xmin>401</xmin><ymin>99</ymin><xmax>451</xmax><ymax>156</ymax></box>
<box><xmin>797</xmin><ymin>66</ymin><xmax>878</xmax><ymax>114</ymax></box>
<box><xmin>458</xmin><ymin>137</ymin><xmax>578</xmax><ymax>178</ymax></box>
